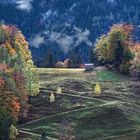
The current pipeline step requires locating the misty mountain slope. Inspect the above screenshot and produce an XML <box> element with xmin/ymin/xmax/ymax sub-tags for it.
<box><xmin>0</xmin><ymin>0</ymin><xmax>140</xmax><ymax>66</ymax></box>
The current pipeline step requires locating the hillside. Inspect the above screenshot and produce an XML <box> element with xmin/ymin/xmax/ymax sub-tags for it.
<box><xmin>0</xmin><ymin>0</ymin><xmax>140</xmax><ymax>66</ymax></box>
<box><xmin>19</xmin><ymin>68</ymin><xmax>140</xmax><ymax>140</ymax></box>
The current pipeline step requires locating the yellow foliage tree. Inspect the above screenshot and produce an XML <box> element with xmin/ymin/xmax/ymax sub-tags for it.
<box><xmin>50</xmin><ymin>93</ymin><xmax>55</xmax><ymax>103</ymax></box>
<box><xmin>9</xmin><ymin>124</ymin><xmax>19</xmax><ymax>140</ymax></box>
<box><xmin>94</xmin><ymin>83</ymin><xmax>101</xmax><ymax>96</ymax></box>
<box><xmin>57</xmin><ymin>87</ymin><xmax>62</xmax><ymax>94</ymax></box>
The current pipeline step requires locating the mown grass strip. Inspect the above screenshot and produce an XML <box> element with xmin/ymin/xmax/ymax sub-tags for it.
<box><xmin>19</xmin><ymin>130</ymin><xmax>58</xmax><ymax>140</ymax></box>
<box><xmin>100</xmin><ymin>131</ymin><xmax>137</xmax><ymax>140</ymax></box>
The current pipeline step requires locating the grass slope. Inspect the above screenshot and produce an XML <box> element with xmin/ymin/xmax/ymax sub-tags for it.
<box><xmin>19</xmin><ymin>68</ymin><xmax>140</xmax><ymax>140</ymax></box>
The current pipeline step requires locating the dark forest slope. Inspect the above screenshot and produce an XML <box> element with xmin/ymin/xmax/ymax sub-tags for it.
<box><xmin>0</xmin><ymin>0</ymin><xmax>140</xmax><ymax>66</ymax></box>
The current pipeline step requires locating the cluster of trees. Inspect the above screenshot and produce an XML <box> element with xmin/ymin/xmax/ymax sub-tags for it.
<box><xmin>55</xmin><ymin>58</ymin><xmax>73</xmax><ymax>68</ymax></box>
<box><xmin>0</xmin><ymin>25</ymin><xmax>39</xmax><ymax>139</ymax></box>
<box><xmin>55</xmin><ymin>58</ymin><xmax>86</xmax><ymax>68</ymax></box>
<box><xmin>95</xmin><ymin>23</ymin><xmax>140</xmax><ymax>75</ymax></box>
<box><xmin>33</xmin><ymin>47</ymin><xmax>89</xmax><ymax>68</ymax></box>
<box><xmin>95</xmin><ymin>23</ymin><xmax>134</xmax><ymax>74</ymax></box>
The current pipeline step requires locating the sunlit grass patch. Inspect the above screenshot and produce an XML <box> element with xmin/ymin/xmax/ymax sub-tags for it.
<box><xmin>96</xmin><ymin>69</ymin><xmax>129</xmax><ymax>81</ymax></box>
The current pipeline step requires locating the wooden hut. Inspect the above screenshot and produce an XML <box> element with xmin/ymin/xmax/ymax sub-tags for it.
<box><xmin>84</xmin><ymin>63</ymin><xmax>94</xmax><ymax>71</ymax></box>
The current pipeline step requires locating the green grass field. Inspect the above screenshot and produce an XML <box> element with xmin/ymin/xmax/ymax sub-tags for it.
<box><xmin>19</xmin><ymin>68</ymin><xmax>140</xmax><ymax>140</ymax></box>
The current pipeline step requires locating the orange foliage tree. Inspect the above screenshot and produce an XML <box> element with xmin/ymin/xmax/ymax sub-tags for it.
<box><xmin>0</xmin><ymin>24</ymin><xmax>39</xmax><ymax>139</ymax></box>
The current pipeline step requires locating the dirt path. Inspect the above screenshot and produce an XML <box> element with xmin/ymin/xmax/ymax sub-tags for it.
<box><xmin>20</xmin><ymin>101</ymin><xmax>117</xmax><ymax>127</ymax></box>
